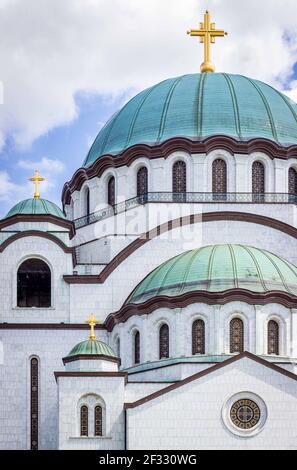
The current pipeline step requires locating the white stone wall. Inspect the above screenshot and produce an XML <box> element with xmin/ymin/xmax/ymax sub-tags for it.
<box><xmin>126</xmin><ymin>356</ymin><xmax>297</xmax><ymax>450</ymax></box>
<box><xmin>67</xmin><ymin>151</ymin><xmax>297</xmax><ymax>220</ymax></box>
<box><xmin>57</xmin><ymin>376</ymin><xmax>125</xmax><ymax>450</ymax></box>
<box><xmin>0</xmin><ymin>328</ymin><xmax>108</xmax><ymax>450</ymax></box>
<box><xmin>110</xmin><ymin>302</ymin><xmax>297</xmax><ymax>370</ymax></box>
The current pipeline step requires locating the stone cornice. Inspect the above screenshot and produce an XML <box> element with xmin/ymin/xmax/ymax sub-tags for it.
<box><xmin>0</xmin><ymin>214</ymin><xmax>75</xmax><ymax>239</ymax></box>
<box><xmin>62</xmin><ymin>136</ymin><xmax>297</xmax><ymax>205</ymax></box>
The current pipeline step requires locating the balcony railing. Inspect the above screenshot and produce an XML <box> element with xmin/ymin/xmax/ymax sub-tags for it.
<box><xmin>73</xmin><ymin>192</ymin><xmax>297</xmax><ymax>229</ymax></box>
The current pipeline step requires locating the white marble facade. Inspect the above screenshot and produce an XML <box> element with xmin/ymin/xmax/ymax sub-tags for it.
<box><xmin>2</xmin><ymin>146</ymin><xmax>297</xmax><ymax>450</ymax></box>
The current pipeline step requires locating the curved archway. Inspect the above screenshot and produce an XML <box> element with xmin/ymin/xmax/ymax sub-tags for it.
<box><xmin>17</xmin><ymin>258</ymin><xmax>51</xmax><ymax>308</ymax></box>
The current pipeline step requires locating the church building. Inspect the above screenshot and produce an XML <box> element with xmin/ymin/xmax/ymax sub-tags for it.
<box><xmin>2</xmin><ymin>10</ymin><xmax>297</xmax><ymax>450</ymax></box>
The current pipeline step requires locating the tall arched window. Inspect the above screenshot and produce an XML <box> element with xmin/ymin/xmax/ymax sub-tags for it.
<box><xmin>94</xmin><ymin>405</ymin><xmax>103</xmax><ymax>437</ymax></box>
<box><xmin>192</xmin><ymin>319</ymin><xmax>205</xmax><ymax>355</ymax></box>
<box><xmin>159</xmin><ymin>324</ymin><xmax>169</xmax><ymax>359</ymax></box>
<box><xmin>137</xmin><ymin>167</ymin><xmax>148</xmax><ymax>198</ymax></box>
<box><xmin>116</xmin><ymin>337</ymin><xmax>120</xmax><ymax>358</ymax></box>
<box><xmin>252</xmin><ymin>161</ymin><xmax>265</xmax><ymax>197</ymax></box>
<box><xmin>172</xmin><ymin>161</ymin><xmax>187</xmax><ymax>193</ymax></box>
<box><xmin>17</xmin><ymin>259</ymin><xmax>51</xmax><ymax>308</ymax></box>
<box><xmin>134</xmin><ymin>331</ymin><xmax>140</xmax><ymax>365</ymax></box>
<box><xmin>84</xmin><ymin>187</ymin><xmax>90</xmax><ymax>216</ymax></box>
<box><xmin>80</xmin><ymin>405</ymin><xmax>89</xmax><ymax>437</ymax></box>
<box><xmin>30</xmin><ymin>357</ymin><xmax>39</xmax><ymax>450</ymax></box>
<box><xmin>230</xmin><ymin>318</ymin><xmax>244</xmax><ymax>354</ymax></box>
<box><xmin>268</xmin><ymin>320</ymin><xmax>279</xmax><ymax>355</ymax></box>
<box><xmin>289</xmin><ymin>167</ymin><xmax>297</xmax><ymax>198</ymax></box>
<box><xmin>108</xmin><ymin>176</ymin><xmax>115</xmax><ymax>207</ymax></box>
<box><xmin>212</xmin><ymin>159</ymin><xmax>227</xmax><ymax>196</ymax></box>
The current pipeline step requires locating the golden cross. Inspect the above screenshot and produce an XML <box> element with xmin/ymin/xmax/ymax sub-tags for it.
<box><xmin>86</xmin><ymin>314</ymin><xmax>99</xmax><ymax>341</ymax></box>
<box><xmin>187</xmin><ymin>10</ymin><xmax>227</xmax><ymax>73</ymax></box>
<box><xmin>29</xmin><ymin>170</ymin><xmax>45</xmax><ymax>200</ymax></box>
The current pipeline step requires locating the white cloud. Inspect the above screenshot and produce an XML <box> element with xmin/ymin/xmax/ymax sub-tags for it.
<box><xmin>0</xmin><ymin>0</ymin><xmax>297</xmax><ymax>152</ymax></box>
<box><xmin>17</xmin><ymin>157</ymin><xmax>65</xmax><ymax>173</ymax></box>
<box><xmin>0</xmin><ymin>170</ymin><xmax>30</xmax><ymax>203</ymax></box>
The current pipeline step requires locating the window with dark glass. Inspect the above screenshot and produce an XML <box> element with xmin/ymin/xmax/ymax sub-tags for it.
<box><xmin>252</xmin><ymin>161</ymin><xmax>265</xmax><ymax>195</ymax></box>
<box><xmin>85</xmin><ymin>187</ymin><xmax>90</xmax><ymax>216</ymax></box>
<box><xmin>192</xmin><ymin>319</ymin><xmax>205</xmax><ymax>355</ymax></box>
<box><xmin>230</xmin><ymin>318</ymin><xmax>244</xmax><ymax>353</ymax></box>
<box><xmin>137</xmin><ymin>167</ymin><xmax>148</xmax><ymax>197</ymax></box>
<box><xmin>289</xmin><ymin>168</ymin><xmax>297</xmax><ymax>196</ymax></box>
<box><xmin>172</xmin><ymin>161</ymin><xmax>187</xmax><ymax>193</ymax></box>
<box><xmin>212</xmin><ymin>159</ymin><xmax>227</xmax><ymax>194</ymax></box>
<box><xmin>134</xmin><ymin>331</ymin><xmax>140</xmax><ymax>364</ymax></box>
<box><xmin>30</xmin><ymin>357</ymin><xmax>39</xmax><ymax>450</ymax></box>
<box><xmin>17</xmin><ymin>259</ymin><xmax>51</xmax><ymax>308</ymax></box>
<box><xmin>80</xmin><ymin>406</ymin><xmax>88</xmax><ymax>437</ymax></box>
<box><xmin>94</xmin><ymin>405</ymin><xmax>103</xmax><ymax>437</ymax></box>
<box><xmin>159</xmin><ymin>324</ymin><xmax>169</xmax><ymax>359</ymax></box>
<box><xmin>268</xmin><ymin>320</ymin><xmax>279</xmax><ymax>355</ymax></box>
<box><xmin>108</xmin><ymin>176</ymin><xmax>115</xmax><ymax>207</ymax></box>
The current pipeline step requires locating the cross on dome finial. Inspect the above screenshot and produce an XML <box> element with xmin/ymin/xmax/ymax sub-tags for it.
<box><xmin>86</xmin><ymin>314</ymin><xmax>99</xmax><ymax>341</ymax></box>
<box><xmin>187</xmin><ymin>10</ymin><xmax>227</xmax><ymax>73</ymax></box>
<box><xmin>29</xmin><ymin>170</ymin><xmax>45</xmax><ymax>200</ymax></box>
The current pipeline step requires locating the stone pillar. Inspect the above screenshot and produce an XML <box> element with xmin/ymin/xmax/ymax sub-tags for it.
<box><xmin>255</xmin><ymin>305</ymin><xmax>264</xmax><ymax>355</ymax></box>
<box><xmin>72</xmin><ymin>191</ymin><xmax>80</xmax><ymax>219</ymax></box>
<box><xmin>274</xmin><ymin>159</ymin><xmax>287</xmax><ymax>193</ymax></box>
<box><xmin>213</xmin><ymin>305</ymin><xmax>222</xmax><ymax>354</ymax></box>
<box><xmin>291</xmin><ymin>309</ymin><xmax>297</xmax><ymax>358</ymax></box>
<box><xmin>193</xmin><ymin>154</ymin><xmax>206</xmax><ymax>192</ymax></box>
<box><xmin>235</xmin><ymin>154</ymin><xmax>249</xmax><ymax>193</ymax></box>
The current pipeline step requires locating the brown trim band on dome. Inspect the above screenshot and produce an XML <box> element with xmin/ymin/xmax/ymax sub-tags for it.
<box><xmin>62</xmin><ymin>354</ymin><xmax>120</xmax><ymax>365</ymax></box>
<box><xmin>104</xmin><ymin>289</ymin><xmax>297</xmax><ymax>331</ymax></box>
<box><xmin>0</xmin><ymin>215</ymin><xmax>75</xmax><ymax>239</ymax></box>
<box><xmin>62</xmin><ymin>136</ymin><xmax>297</xmax><ymax>205</ymax></box>
<box><xmin>63</xmin><ymin>211</ymin><xmax>297</xmax><ymax>285</ymax></box>
<box><xmin>0</xmin><ymin>231</ymin><xmax>77</xmax><ymax>265</ymax></box>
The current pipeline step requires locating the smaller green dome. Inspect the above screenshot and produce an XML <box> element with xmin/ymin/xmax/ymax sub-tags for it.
<box><xmin>66</xmin><ymin>340</ymin><xmax>117</xmax><ymax>359</ymax></box>
<box><xmin>4</xmin><ymin>198</ymin><xmax>66</xmax><ymax>220</ymax></box>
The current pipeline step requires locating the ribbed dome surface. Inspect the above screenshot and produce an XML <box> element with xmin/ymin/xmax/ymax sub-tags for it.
<box><xmin>84</xmin><ymin>73</ymin><xmax>297</xmax><ymax>167</ymax></box>
<box><xmin>127</xmin><ymin>245</ymin><xmax>297</xmax><ymax>305</ymax></box>
<box><xmin>66</xmin><ymin>340</ymin><xmax>116</xmax><ymax>358</ymax></box>
<box><xmin>4</xmin><ymin>198</ymin><xmax>66</xmax><ymax>219</ymax></box>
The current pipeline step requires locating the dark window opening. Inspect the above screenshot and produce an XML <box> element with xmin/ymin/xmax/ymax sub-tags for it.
<box><xmin>159</xmin><ymin>324</ymin><xmax>169</xmax><ymax>359</ymax></box>
<box><xmin>230</xmin><ymin>318</ymin><xmax>244</xmax><ymax>353</ymax></box>
<box><xmin>30</xmin><ymin>357</ymin><xmax>39</xmax><ymax>450</ymax></box>
<box><xmin>17</xmin><ymin>259</ymin><xmax>51</xmax><ymax>308</ymax></box>
<box><xmin>192</xmin><ymin>319</ymin><xmax>205</xmax><ymax>355</ymax></box>
<box><xmin>134</xmin><ymin>331</ymin><xmax>140</xmax><ymax>364</ymax></box>
<box><xmin>94</xmin><ymin>405</ymin><xmax>103</xmax><ymax>437</ymax></box>
<box><xmin>80</xmin><ymin>405</ymin><xmax>88</xmax><ymax>437</ymax></box>
<box><xmin>108</xmin><ymin>176</ymin><xmax>116</xmax><ymax>207</ymax></box>
<box><xmin>137</xmin><ymin>167</ymin><xmax>148</xmax><ymax>198</ymax></box>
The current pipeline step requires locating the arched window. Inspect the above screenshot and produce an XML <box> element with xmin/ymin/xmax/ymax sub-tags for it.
<box><xmin>116</xmin><ymin>337</ymin><xmax>120</xmax><ymax>358</ymax></box>
<box><xmin>80</xmin><ymin>405</ymin><xmax>89</xmax><ymax>437</ymax></box>
<box><xmin>289</xmin><ymin>167</ymin><xmax>297</xmax><ymax>199</ymax></box>
<box><xmin>230</xmin><ymin>318</ymin><xmax>244</xmax><ymax>354</ymax></box>
<box><xmin>159</xmin><ymin>324</ymin><xmax>169</xmax><ymax>359</ymax></box>
<box><xmin>252</xmin><ymin>161</ymin><xmax>265</xmax><ymax>198</ymax></box>
<box><xmin>134</xmin><ymin>331</ymin><xmax>140</xmax><ymax>365</ymax></box>
<box><xmin>17</xmin><ymin>259</ymin><xmax>51</xmax><ymax>308</ymax></box>
<box><xmin>108</xmin><ymin>176</ymin><xmax>115</xmax><ymax>207</ymax></box>
<box><xmin>94</xmin><ymin>405</ymin><xmax>103</xmax><ymax>437</ymax></box>
<box><xmin>84</xmin><ymin>187</ymin><xmax>90</xmax><ymax>216</ymax></box>
<box><xmin>137</xmin><ymin>167</ymin><xmax>148</xmax><ymax>198</ymax></box>
<box><xmin>172</xmin><ymin>161</ymin><xmax>187</xmax><ymax>193</ymax></box>
<box><xmin>30</xmin><ymin>357</ymin><xmax>39</xmax><ymax>450</ymax></box>
<box><xmin>192</xmin><ymin>319</ymin><xmax>205</xmax><ymax>355</ymax></box>
<box><xmin>212</xmin><ymin>159</ymin><xmax>227</xmax><ymax>197</ymax></box>
<box><xmin>268</xmin><ymin>320</ymin><xmax>279</xmax><ymax>355</ymax></box>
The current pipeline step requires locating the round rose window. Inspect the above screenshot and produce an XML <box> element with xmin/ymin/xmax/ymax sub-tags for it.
<box><xmin>230</xmin><ymin>399</ymin><xmax>261</xmax><ymax>430</ymax></box>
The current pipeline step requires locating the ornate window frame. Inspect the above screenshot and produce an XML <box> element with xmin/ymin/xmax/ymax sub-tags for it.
<box><xmin>77</xmin><ymin>394</ymin><xmax>106</xmax><ymax>438</ymax></box>
<box><xmin>222</xmin><ymin>392</ymin><xmax>267</xmax><ymax>437</ymax></box>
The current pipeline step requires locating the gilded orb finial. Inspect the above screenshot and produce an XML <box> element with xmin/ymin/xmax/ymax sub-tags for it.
<box><xmin>29</xmin><ymin>170</ymin><xmax>45</xmax><ymax>200</ymax></box>
<box><xmin>187</xmin><ymin>10</ymin><xmax>227</xmax><ymax>73</ymax></box>
<box><xmin>86</xmin><ymin>314</ymin><xmax>99</xmax><ymax>341</ymax></box>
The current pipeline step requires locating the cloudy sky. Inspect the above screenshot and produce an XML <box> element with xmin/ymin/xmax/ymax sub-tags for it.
<box><xmin>0</xmin><ymin>0</ymin><xmax>297</xmax><ymax>216</ymax></box>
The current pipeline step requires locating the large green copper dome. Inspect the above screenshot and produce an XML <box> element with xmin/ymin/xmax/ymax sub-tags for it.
<box><xmin>4</xmin><ymin>198</ymin><xmax>66</xmax><ymax>220</ymax></box>
<box><xmin>84</xmin><ymin>73</ymin><xmax>297</xmax><ymax>167</ymax></box>
<box><xmin>127</xmin><ymin>245</ymin><xmax>297</xmax><ymax>305</ymax></box>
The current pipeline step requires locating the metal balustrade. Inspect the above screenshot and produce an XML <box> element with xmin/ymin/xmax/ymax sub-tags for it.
<box><xmin>73</xmin><ymin>192</ymin><xmax>297</xmax><ymax>229</ymax></box>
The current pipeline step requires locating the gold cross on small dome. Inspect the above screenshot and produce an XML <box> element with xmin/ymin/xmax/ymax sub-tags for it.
<box><xmin>86</xmin><ymin>314</ymin><xmax>99</xmax><ymax>341</ymax></box>
<box><xmin>29</xmin><ymin>170</ymin><xmax>45</xmax><ymax>200</ymax></box>
<box><xmin>187</xmin><ymin>10</ymin><xmax>227</xmax><ymax>73</ymax></box>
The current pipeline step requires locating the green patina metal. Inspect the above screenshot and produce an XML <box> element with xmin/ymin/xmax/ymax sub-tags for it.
<box><xmin>127</xmin><ymin>244</ymin><xmax>297</xmax><ymax>305</ymax></box>
<box><xmin>84</xmin><ymin>73</ymin><xmax>297</xmax><ymax>167</ymax></box>
<box><xmin>66</xmin><ymin>340</ymin><xmax>116</xmax><ymax>358</ymax></box>
<box><xmin>4</xmin><ymin>198</ymin><xmax>66</xmax><ymax>220</ymax></box>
